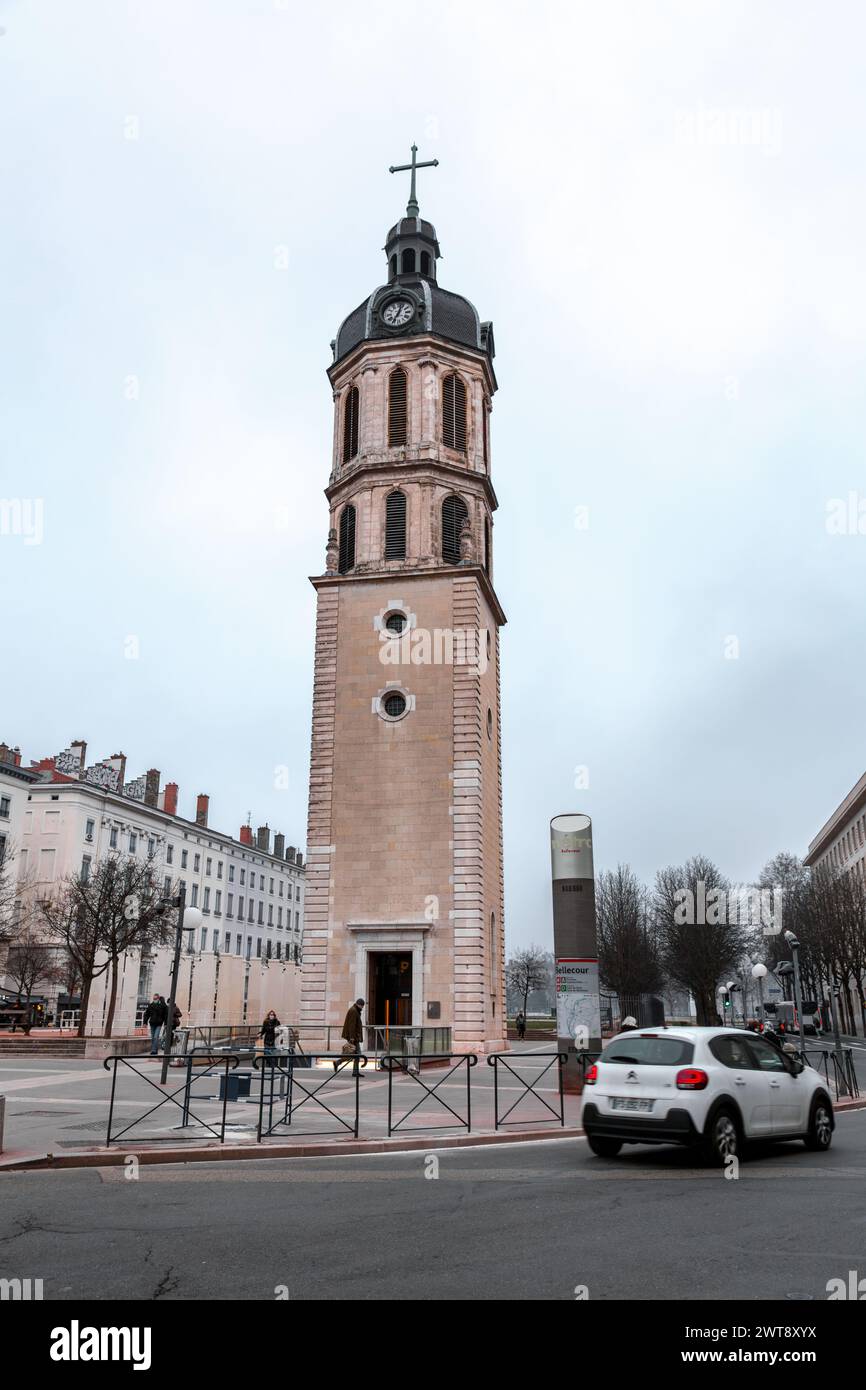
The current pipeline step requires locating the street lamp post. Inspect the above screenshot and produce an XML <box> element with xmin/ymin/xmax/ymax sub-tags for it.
<box><xmin>826</xmin><ymin>979</ymin><xmax>850</xmax><ymax>1098</ymax></box>
<box><xmin>751</xmin><ymin>962</ymin><xmax>767</xmax><ymax>1028</ymax></box>
<box><xmin>783</xmin><ymin>931</ymin><xmax>807</xmax><ymax>1060</ymax></box>
<box><xmin>159</xmin><ymin>887</ymin><xmax>203</xmax><ymax>1086</ymax></box>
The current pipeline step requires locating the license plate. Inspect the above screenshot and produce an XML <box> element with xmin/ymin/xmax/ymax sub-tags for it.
<box><xmin>610</xmin><ymin>1096</ymin><xmax>654</xmax><ymax>1113</ymax></box>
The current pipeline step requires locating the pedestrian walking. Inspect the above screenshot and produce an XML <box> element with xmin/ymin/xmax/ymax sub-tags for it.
<box><xmin>515</xmin><ymin>1010</ymin><xmax>527</xmax><ymax>1041</ymax></box>
<box><xmin>620</xmin><ymin>1015</ymin><xmax>638</xmax><ymax>1032</ymax></box>
<box><xmin>260</xmin><ymin>1010</ymin><xmax>281</xmax><ymax>1058</ymax></box>
<box><xmin>143</xmin><ymin>995</ymin><xmax>168</xmax><ymax>1056</ymax></box>
<box><xmin>333</xmin><ymin>997</ymin><xmax>365</xmax><ymax>1077</ymax></box>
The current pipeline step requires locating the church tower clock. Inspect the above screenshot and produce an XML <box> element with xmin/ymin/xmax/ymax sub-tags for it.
<box><xmin>300</xmin><ymin>149</ymin><xmax>506</xmax><ymax>1056</ymax></box>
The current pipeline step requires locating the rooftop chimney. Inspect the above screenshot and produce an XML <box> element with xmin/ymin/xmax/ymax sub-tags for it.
<box><xmin>0</xmin><ymin>744</ymin><xmax>21</xmax><ymax>768</ymax></box>
<box><xmin>256</xmin><ymin>824</ymin><xmax>271</xmax><ymax>855</ymax></box>
<box><xmin>273</xmin><ymin>832</ymin><xmax>286</xmax><ymax>859</ymax></box>
<box><xmin>286</xmin><ymin>846</ymin><xmax>296</xmax><ymax>862</ymax></box>
<box><xmin>144</xmin><ymin>769</ymin><xmax>160</xmax><ymax>808</ymax></box>
<box><xmin>196</xmin><ymin>794</ymin><xmax>209</xmax><ymax>828</ymax></box>
<box><xmin>296</xmin><ymin>850</ymin><xmax>304</xmax><ymax>868</ymax></box>
<box><xmin>163</xmin><ymin>782</ymin><xmax>179</xmax><ymax>817</ymax></box>
<box><xmin>240</xmin><ymin>825</ymin><xmax>253</xmax><ymax>847</ymax></box>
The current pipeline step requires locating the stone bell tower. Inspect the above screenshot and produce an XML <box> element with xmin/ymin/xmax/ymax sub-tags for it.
<box><xmin>300</xmin><ymin>149</ymin><xmax>506</xmax><ymax>1055</ymax></box>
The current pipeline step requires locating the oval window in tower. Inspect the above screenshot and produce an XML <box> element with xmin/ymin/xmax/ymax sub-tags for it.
<box><xmin>388</xmin><ymin>368</ymin><xmax>407</xmax><ymax>447</ymax></box>
<box><xmin>384</xmin><ymin>489</ymin><xmax>407</xmax><ymax>560</ymax></box>
<box><xmin>442</xmin><ymin>372</ymin><xmax>467</xmax><ymax>452</ymax></box>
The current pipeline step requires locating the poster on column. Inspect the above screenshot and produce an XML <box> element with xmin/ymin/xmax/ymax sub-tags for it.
<box><xmin>556</xmin><ymin>958</ymin><xmax>600</xmax><ymax>1047</ymax></box>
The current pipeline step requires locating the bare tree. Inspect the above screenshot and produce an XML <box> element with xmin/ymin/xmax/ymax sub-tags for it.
<box><xmin>653</xmin><ymin>855</ymin><xmax>748</xmax><ymax>1025</ymax></box>
<box><xmin>506</xmin><ymin>944</ymin><xmax>550</xmax><ymax>1018</ymax></box>
<box><xmin>37</xmin><ymin>853</ymin><xmax>173</xmax><ymax>1037</ymax></box>
<box><xmin>4</xmin><ymin>930</ymin><xmax>64</xmax><ymax>1016</ymax></box>
<box><xmin>596</xmin><ymin>864</ymin><xmax>662</xmax><ymax>1001</ymax></box>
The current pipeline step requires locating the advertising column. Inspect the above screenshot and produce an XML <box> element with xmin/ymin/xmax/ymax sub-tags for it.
<box><xmin>550</xmin><ymin>813</ymin><xmax>600</xmax><ymax>1091</ymax></box>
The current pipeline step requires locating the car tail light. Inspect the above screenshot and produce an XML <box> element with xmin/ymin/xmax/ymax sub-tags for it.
<box><xmin>676</xmin><ymin>1068</ymin><xmax>709</xmax><ymax>1090</ymax></box>
<box><xmin>584</xmin><ymin>1064</ymin><xmax>598</xmax><ymax>1085</ymax></box>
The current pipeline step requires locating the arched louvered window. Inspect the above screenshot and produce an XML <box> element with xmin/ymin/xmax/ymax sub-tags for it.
<box><xmin>441</xmin><ymin>494</ymin><xmax>468</xmax><ymax>565</ymax></box>
<box><xmin>385</xmin><ymin>489</ymin><xmax>407</xmax><ymax>560</ymax></box>
<box><xmin>388</xmin><ymin>368</ymin><xmax>407</xmax><ymax>447</ymax></box>
<box><xmin>442</xmin><ymin>373</ymin><xmax>467</xmax><ymax>452</ymax></box>
<box><xmin>401</xmin><ymin>248</ymin><xmax>416</xmax><ymax>274</ymax></box>
<box><xmin>338</xmin><ymin>504</ymin><xmax>356</xmax><ymax>574</ymax></box>
<box><xmin>420</xmin><ymin>251</ymin><xmax>431</xmax><ymax>276</ymax></box>
<box><xmin>342</xmin><ymin>386</ymin><xmax>359</xmax><ymax>464</ymax></box>
<box><xmin>390</xmin><ymin>255</ymin><xmax>397</xmax><ymax>278</ymax></box>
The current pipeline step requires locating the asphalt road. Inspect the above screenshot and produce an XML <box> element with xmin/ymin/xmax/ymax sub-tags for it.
<box><xmin>2</xmin><ymin>1106</ymin><xmax>866</xmax><ymax>1301</ymax></box>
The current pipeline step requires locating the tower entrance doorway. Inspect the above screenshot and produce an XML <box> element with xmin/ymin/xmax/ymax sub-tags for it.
<box><xmin>367</xmin><ymin>951</ymin><xmax>413</xmax><ymax>1027</ymax></box>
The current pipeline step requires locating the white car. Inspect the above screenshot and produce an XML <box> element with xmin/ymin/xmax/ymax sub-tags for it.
<box><xmin>580</xmin><ymin>1026</ymin><xmax>835</xmax><ymax>1164</ymax></box>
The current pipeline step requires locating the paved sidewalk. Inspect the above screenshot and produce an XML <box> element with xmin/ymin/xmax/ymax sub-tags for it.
<box><xmin>0</xmin><ymin>1044</ymin><xmax>578</xmax><ymax>1167</ymax></box>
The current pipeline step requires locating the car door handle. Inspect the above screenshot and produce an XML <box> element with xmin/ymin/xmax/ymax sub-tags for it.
<box><xmin>769</xmin><ymin>1080</ymin><xmax>781</xmax><ymax>1088</ymax></box>
<box><xmin>734</xmin><ymin>1076</ymin><xmax>747</xmax><ymax>1085</ymax></box>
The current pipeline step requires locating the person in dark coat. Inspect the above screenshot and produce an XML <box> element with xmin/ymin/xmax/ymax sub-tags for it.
<box><xmin>143</xmin><ymin>995</ymin><xmax>167</xmax><ymax>1055</ymax></box>
<box><xmin>333</xmin><ymin>998</ymin><xmax>364</xmax><ymax>1077</ymax></box>
<box><xmin>515</xmin><ymin>1010</ymin><xmax>527</xmax><ymax>1041</ymax></box>
<box><xmin>260</xmin><ymin>1011</ymin><xmax>281</xmax><ymax>1056</ymax></box>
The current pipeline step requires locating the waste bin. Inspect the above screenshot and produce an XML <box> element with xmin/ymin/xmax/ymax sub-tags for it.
<box><xmin>404</xmin><ymin>1030</ymin><xmax>423</xmax><ymax>1074</ymax></box>
<box><xmin>219</xmin><ymin>1071</ymin><xmax>253</xmax><ymax>1102</ymax></box>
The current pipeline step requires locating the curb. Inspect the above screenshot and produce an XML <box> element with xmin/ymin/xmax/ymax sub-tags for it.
<box><xmin>0</xmin><ymin>1126</ymin><xmax>586</xmax><ymax>1172</ymax></box>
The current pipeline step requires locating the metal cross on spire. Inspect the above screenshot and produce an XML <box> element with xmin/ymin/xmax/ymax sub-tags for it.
<box><xmin>389</xmin><ymin>143</ymin><xmax>439</xmax><ymax>217</ymax></box>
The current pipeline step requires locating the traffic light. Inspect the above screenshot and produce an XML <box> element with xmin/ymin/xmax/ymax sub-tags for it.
<box><xmin>723</xmin><ymin>997</ymin><xmax>731</xmax><ymax>1010</ymax></box>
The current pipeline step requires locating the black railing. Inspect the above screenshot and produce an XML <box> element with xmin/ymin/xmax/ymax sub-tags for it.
<box><xmin>383</xmin><ymin>1052</ymin><xmax>476</xmax><ymax>1137</ymax></box>
<box><xmin>488</xmin><ymin>1051</ymin><xmax>568</xmax><ymax>1130</ymax></box>
<box><xmin>801</xmin><ymin>1046</ymin><xmax>859</xmax><ymax>1100</ymax></box>
<box><xmin>104</xmin><ymin>1052</ymin><xmax>238</xmax><ymax>1146</ymax></box>
<box><xmin>254</xmin><ymin>1052</ymin><xmax>366</xmax><ymax>1140</ymax></box>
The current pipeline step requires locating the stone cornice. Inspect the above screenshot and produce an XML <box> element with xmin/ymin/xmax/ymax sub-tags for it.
<box><xmin>328</xmin><ymin>332</ymin><xmax>498</xmax><ymax>396</ymax></box>
<box><xmin>310</xmin><ymin>564</ymin><xmax>507</xmax><ymax>627</ymax></box>
<box><xmin>326</xmin><ymin>455</ymin><xmax>499</xmax><ymax>512</ymax></box>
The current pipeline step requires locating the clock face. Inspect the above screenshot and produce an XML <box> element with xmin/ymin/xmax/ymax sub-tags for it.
<box><xmin>382</xmin><ymin>299</ymin><xmax>414</xmax><ymax>327</ymax></box>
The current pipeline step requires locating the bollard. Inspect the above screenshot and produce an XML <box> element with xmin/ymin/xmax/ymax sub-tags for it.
<box><xmin>0</xmin><ymin>1094</ymin><xmax>5</xmax><ymax>1154</ymax></box>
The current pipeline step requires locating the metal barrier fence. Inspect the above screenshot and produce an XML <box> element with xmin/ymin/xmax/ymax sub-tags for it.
<box><xmin>104</xmin><ymin>1052</ymin><xmax>239</xmax><ymax>1146</ymax></box>
<box><xmin>802</xmin><ymin>1047</ymin><xmax>859</xmax><ymax>1100</ymax></box>
<box><xmin>255</xmin><ymin>1052</ymin><xmax>366</xmax><ymax>1140</ymax></box>
<box><xmin>488</xmin><ymin>1052</ymin><xmax>567</xmax><ymax>1130</ymax></box>
<box><xmin>382</xmin><ymin>1052</ymin><xmax>476</xmax><ymax>1137</ymax></box>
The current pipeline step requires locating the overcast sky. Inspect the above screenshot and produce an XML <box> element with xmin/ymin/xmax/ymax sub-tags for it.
<box><xmin>2</xmin><ymin>0</ymin><xmax>866</xmax><ymax>950</ymax></box>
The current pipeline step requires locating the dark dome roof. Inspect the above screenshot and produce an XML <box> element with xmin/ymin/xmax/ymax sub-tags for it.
<box><xmin>334</xmin><ymin>278</ymin><xmax>485</xmax><ymax>364</ymax></box>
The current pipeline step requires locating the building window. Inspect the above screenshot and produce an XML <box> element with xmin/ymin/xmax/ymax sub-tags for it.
<box><xmin>190</xmin><ymin>884</ymin><xmax>199</xmax><ymax>907</ymax></box>
<box><xmin>163</xmin><ymin>875</ymin><xmax>171</xmax><ymax>896</ymax></box>
<box><xmin>381</xmin><ymin>690</ymin><xmax>408</xmax><ymax>720</ymax></box>
<box><xmin>248</xmin><ymin>900</ymin><xmax>255</xmax><ymax>922</ymax></box>
<box><xmin>388</xmin><ymin>368</ymin><xmax>407</xmax><ymax>447</ymax></box>
<box><xmin>203</xmin><ymin>888</ymin><xmax>211</xmax><ymax>912</ymax></box>
<box><xmin>181</xmin><ymin>849</ymin><xmax>188</xmax><ymax>869</ymax></box>
<box><xmin>110</xmin><ymin>826</ymin><xmax>118</xmax><ymax>850</ymax></box>
<box><xmin>206</xmin><ymin>858</ymin><xmax>212</xmax><ymax>876</ymax></box>
<box><xmin>278</xmin><ymin>907</ymin><xmax>283</xmax><ymax>928</ymax></box>
<box><xmin>240</xmin><ymin>868</ymin><xmax>245</xmax><ymax>886</ymax></box>
<box><xmin>166</xmin><ymin>845</ymin><xmax>174</xmax><ymax>865</ymax></box>
<box><xmin>268</xmin><ymin>904</ymin><xmax>274</xmax><ymax>925</ymax></box>
<box><xmin>260</xmin><ymin>874</ymin><xmax>265</xmax><ymax>891</ymax></box>
<box><xmin>390</xmin><ymin>254</ymin><xmax>397</xmax><ymax>277</ymax></box>
<box><xmin>269</xmin><ymin>877</ymin><xmax>274</xmax><ymax>894</ymax></box>
<box><xmin>401</xmin><ymin>247</ymin><xmax>416</xmax><ymax>273</ymax></box>
<box><xmin>81</xmin><ymin>855</ymin><xmax>91</xmax><ymax>883</ymax></box>
<box><xmin>224</xmin><ymin>933</ymin><xmax>231</xmax><ymax>953</ymax></box>
<box><xmin>441</xmin><ymin>494</ymin><xmax>469</xmax><ymax>564</ymax></box>
<box><xmin>342</xmin><ymin>385</ymin><xmax>359</xmax><ymax>463</ymax></box>
<box><xmin>484</xmin><ymin>518</ymin><xmax>490</xmax><ymax>575</ymax></box>
<box><xmin>148</xmin><ymin>838</ymin><xmax>156</xmax><ymax>858</ymax></box>
<box><xmin>295</xmin><ymin>911</ymin><xmax>300</xmax><ymax>930</ymax></box>
<box><xmin>217</xmin><ymin>861</ymin><xmax>223</xmax><ymax>879</ymax></box>
<box><xmin>194</xmin><ymin>854</ymin><xmax>200</xmax><ymax>873</ymax></box>
<box><xmin>238</xmin><ymin>895</ymin><xmax>244</xmax><ymax>918</ymax></box>
<box><xmin>227</xmin><ymin>893</ymin><xmax>234</xmax><ymax>918</ymax></box>
<box><xmin>487</xmin><ymin>707</ymin><xmax>493</xmax><ymax>740</ymax></box>
<box><xmin>129</xmin><ymin>832</ymin><xmax>137</xmax><ymax>855</ymax></box>
<box><xmin>256</xmin><ymin>938</ymin><xmax>262</xmax><ymax>958</ymax></box>
<box><xmin>338</xmin><ymin>504</ymin><xmax>356</xmax><ymax>573</ymax></box>
<box><xmin>201</xmin><ymin>928</ymin><xmax>207</xmax><ymax>951</ymax></box>
<box><xmin>276</xmin><ymin>941</ymin><xmax>282</xmax><ymax>959</ymax></box>
<box><xmin>279</xmin><ymin>881</ymin><xmax>284</xmax><ymax>897</ymax></box>
<box><xmin>215</xmin><ymin>891</ymin><xmax>222</xmax><ymax>915</ymax></box>
<box><xmin>258</xmin><ymin>902</ymin><xmax>264</xmax><ymax>925</ymax></box>
<box><xmin>296</xmin><ymin>886</ymin><xmax>301</xmax><ymax>901</ymax></box>
<box><xmin>228</xmin><ymin>864</ymin><xmax>234</xmax><ymax>882</ymax></box>
<box><xmin>85</xmin><ymin>818</ymin><xmax>95</xmax><ymax>842</ymax></box>
<box><xmin>442</xmin><ymin>372</ymin><xmax>467</xmax><ymax>451</ymax></box>
<box><xmin>245</xmin><ymin>937</ymin><xmax>252</xmax><ymax>960</ymax></box>
<box><xmin>420</xmin><ymin>250</ymin><xmax>431</xmax><ymax>276</ymax></box>
<box><xmin>236</xmin><ymin>935</ymin><xmax>242</xmax><ymax>955</ymax></box>
<box><xmin>385</xmin><ymin>489</ymin><xmax>407</xmax><ymax>559</ymax></box>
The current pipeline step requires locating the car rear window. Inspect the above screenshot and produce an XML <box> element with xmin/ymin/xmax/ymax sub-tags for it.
<box><xmin>602</xmin><ymin>1036</ymin><xmax>694</xmax><ymax>1066</ymax></box>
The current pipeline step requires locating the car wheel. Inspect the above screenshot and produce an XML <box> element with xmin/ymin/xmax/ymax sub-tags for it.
<box><xmin>804</xmin><ymin>1097</ymin><xmax>833</xmax><ymax>1151</ymax></box>
<box><xmin>701</xmin><ymin>1107</ymin><xmax>740</xmax><ymax>1166</ymax></box>
<box><xmin>586</xmin><ymin>1134</ymin><xmax>623</xmax><ymax>1158</ymax></box>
